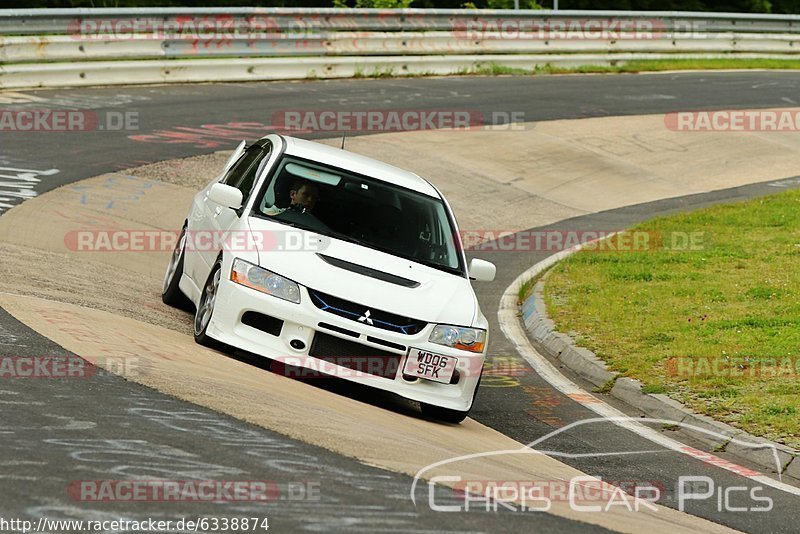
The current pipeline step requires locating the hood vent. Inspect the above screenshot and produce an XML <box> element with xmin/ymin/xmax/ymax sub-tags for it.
<box><xmin>316</xmin><ymin>253</ymin><xmax>420</xmax><ymax>288</ymax></box>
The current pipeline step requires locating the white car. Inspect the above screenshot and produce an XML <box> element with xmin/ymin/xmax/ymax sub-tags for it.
<box><xmin>162</xmin><ymin>134</ymin><xmax>496</xmax><ymax>423</ymax></box>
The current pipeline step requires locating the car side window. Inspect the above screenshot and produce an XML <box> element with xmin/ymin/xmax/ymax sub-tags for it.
<box><xmin>222</xmin><ymin>142</ymin><xmax>271</xmax><ymax>206</ymax></box>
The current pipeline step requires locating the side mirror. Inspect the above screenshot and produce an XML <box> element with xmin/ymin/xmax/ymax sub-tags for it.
<box><xmin>208</xmin><ymin>183</ymin><xmax>243</xmax><ymax>210</ymax></box>
<box><xmin>469</xmin><ymin>258</ymin><xmax>496</xmax><ymax>282</ymax></box>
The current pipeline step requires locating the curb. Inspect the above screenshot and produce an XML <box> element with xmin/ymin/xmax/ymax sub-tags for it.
<box><xmin>521</xmin><ymin>269</ymin><xmax>800</xmax><ymax>477</ymax></box>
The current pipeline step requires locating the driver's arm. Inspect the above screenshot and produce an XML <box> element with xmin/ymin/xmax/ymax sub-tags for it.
<box><xmin>262</xmin><ymin>205</ymin><xmax>285</xmax><ymax>217</ymax></box>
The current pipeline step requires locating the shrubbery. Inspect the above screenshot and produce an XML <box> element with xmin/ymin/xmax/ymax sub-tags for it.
<box><xmin>5</xmin><ymin>0</ymin><xmax>797</xmax><ymax>14</ymax></box>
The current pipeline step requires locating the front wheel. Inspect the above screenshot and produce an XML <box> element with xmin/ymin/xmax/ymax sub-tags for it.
<box><xmin>420</xmin><ymin>374</ymin><xmax>482</xmax><ymax>424</ymax></box>
<box><xmin>162</xmin><ymin>225</ymin><xmax>192</xmax><ymax>311</ymax></box>
<box><xmin>194</xmin><ymin>260</ymin><xmax>222</xmax><ymax>347</ymax></box>
<box><xmin>420</xmin><ymin>403</ymin><xmax>470</xmax><ymax>424</ymax></box>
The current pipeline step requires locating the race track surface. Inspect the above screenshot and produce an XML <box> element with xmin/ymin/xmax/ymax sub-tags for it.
<box><xmin>2</xmin><ymin>72</ymin><xmax>800</xmax><ymax>533</ymax></box>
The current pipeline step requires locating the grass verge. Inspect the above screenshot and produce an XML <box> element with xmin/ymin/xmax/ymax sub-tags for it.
<box><xmin>544</xmin><ymin>189</ymin><xmax>800</xmax><ymax>448</ymax></box>
<box><xmin>463</xmin><ymin>58</ymin><xmax>800</xmax><ymax>77</ymax></box>
<box><xmin>517</xmin><ymin>276</ymin><xmax>539</xmax><ymax>305</ymax></box>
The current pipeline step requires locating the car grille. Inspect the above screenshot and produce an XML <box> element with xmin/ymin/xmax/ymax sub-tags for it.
<box><xmin>308</xmin><ymin>332</ymin><xmax>402</xmax><ymax>379</ymax></box>
<box><xmin>307</xmin><ymin>289</ymin><xmax>426</xmax><ymax>336</ymax></box>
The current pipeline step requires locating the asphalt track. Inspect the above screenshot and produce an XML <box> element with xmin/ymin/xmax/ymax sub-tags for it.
<box><xmin>2</xmin><ymin>72</ymin><xmax>800</xmax><ymax>532</ymax></box>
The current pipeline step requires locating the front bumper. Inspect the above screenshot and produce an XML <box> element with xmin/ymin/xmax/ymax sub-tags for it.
<box><xmin>207</xmin><ymin>277</ymin><xmax>484</xmax><ymax>412</ymax></box>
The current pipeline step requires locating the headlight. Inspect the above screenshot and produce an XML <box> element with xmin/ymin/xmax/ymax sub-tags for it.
<box><xmin>231</xmin><ymin>258</ymin><xmax>300</xmax><ymax>304</ymax></box>
<box><xmin>429</xmin><ymin>325</ymin><xmax>486</xmax><ymax>353</ymax></box>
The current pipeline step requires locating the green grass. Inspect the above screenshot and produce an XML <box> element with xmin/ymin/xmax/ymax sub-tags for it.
<box><xmin>459</xmin><ymin>58</ymin><xmax>800</xmax><ymax>77</ymax></box>
<box><xmin>544</xmin><ymin>190</ymin><xmax>800</xmax><ymax>448</ymax></box>
<box><xmin>594</xmin><ymin>378</ymin><xmax>617</xmax><ymax>394</ymax></box>
<box><xmin>317</xmin><ymin>58</ymin><xmax>800</xmax><ymax>82</ymax></box>
<box><xmin>517</xmin><ymin>276</ymin><xmax>538</xmax><ymax>305</ymax></box>
<box><xmin>616</xmin><ymin>58</ymin><xmax>800</xmax><ymax>72</ymax></box>
<box><xmin>352</xmin><ymin>65</ymin><xmax>398</xmax><ymax>78</ymax></box>
<box><xmin>464</xmin><ymin>63</ymin><xmax>534</xmax><ymax>76</ymax></box>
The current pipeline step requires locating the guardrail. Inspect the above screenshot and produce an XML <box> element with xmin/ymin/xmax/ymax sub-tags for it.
<box><xmin>1</xmin><ymin>8</ymin><xmax>798</xmax><ymax>89</ymax></box>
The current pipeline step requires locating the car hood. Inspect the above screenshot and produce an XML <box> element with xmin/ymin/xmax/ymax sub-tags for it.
<box><xmin>247</xmin><ymin>217</ymin><xmax>477</xmax><ymax>326</ymax></box>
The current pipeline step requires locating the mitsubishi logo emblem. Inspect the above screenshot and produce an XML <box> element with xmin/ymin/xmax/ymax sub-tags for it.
<box><xmin>358</xmin><ymin>309</ymin><xmax>374</xmax><ymax>326</ymax></box>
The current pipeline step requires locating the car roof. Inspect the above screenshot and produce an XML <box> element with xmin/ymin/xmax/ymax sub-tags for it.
<box><xmin>277</xmin><ymin>135</ymin><xmax>440</xmax><ymax>198</ymax></box>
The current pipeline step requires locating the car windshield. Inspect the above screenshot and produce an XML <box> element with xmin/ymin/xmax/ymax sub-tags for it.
<box><xmin>252</xmin><ymin>155</ymin><xmax>464</xmax><ymax>275</ymax></box>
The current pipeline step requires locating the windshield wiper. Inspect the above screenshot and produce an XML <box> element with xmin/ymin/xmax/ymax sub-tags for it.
<box><xmin>327</xmin><ymin>231</ymin><xmax>375</xmax><ymax>250</ymax></box>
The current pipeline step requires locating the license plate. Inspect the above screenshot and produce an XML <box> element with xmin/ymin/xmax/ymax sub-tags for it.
<box><xmin>404</xmin><ymin>349</ymin><xmax>457</xmax><ymax>384</ymax></box>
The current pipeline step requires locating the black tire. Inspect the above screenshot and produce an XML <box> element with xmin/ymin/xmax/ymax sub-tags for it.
<box><xmin>420</xmin><ymin>403</ymin><xmax>471</xmax><ymax>424</ymax></box>
<box><xmin>420</xmin><ymin>374</ymin><xmax>482</xmax><ymax>424</ymax></box>
<box><xmin>194</xmin><ymin>259</ymin><xmax>222</xmax><ymax>348</ymax></box>
<box><xmin>162</xmin><ymin>225</ymin><xmax>193</xmax><ymax>311</ymax></box>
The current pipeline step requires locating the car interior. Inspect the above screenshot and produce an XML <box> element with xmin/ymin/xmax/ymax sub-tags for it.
<box><xmin>256</xmin><ymin>157</ymin><xmax>458</xmax><ymax>269</ymax></box>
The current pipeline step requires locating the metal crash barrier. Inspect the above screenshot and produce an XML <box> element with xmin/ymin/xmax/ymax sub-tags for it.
<box><xmin>1</xmin><ymin>7</ymin><xmax>798</xmax><ymax>88</ymax></box>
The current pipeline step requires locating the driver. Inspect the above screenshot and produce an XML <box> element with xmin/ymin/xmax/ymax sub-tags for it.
<box><xmin>263</xmin><ymin>179</ymin><xmax>320</xmax><ymax>216</ymax></box>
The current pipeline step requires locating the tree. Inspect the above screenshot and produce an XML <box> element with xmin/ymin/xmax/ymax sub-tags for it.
<box><xmin>333</xmin><ymin>0</ymin><xmax>415</xmax><ymax>7</ymax></box>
